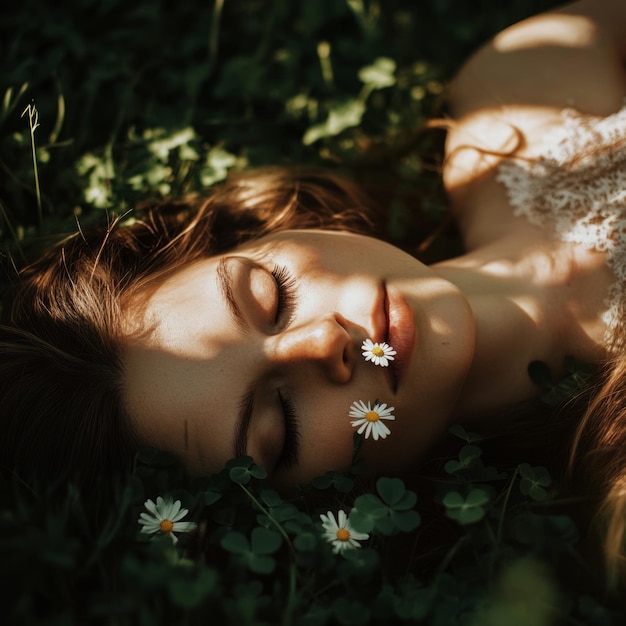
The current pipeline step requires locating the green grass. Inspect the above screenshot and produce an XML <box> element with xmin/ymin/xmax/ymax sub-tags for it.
<box><xmin>1</xmin><ymin>0</ymin><xmax>562</xmax><ymax>269</ymax></box>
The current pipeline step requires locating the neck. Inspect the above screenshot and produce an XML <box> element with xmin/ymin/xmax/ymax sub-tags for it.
<box><xmin>433</xmin><ymin>236</ymin><xmax>609</xmax><ymax>423</ymax></box>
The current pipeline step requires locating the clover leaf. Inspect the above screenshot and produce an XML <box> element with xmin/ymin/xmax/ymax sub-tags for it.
<box><xmin>443</xmin><ymin>488</ymin><xmax>491</xmax><ymax>525</ymax></box>
<box><xmin>221</xmin><ymin>527</ymin><xmax>282</xmax><ymax>575</ymax></box>
<box><xmin>448</xmin><ymin>424</ymin><xmax>484</xmax><ymax>443</ymax></box>
<box><xmin>227</xmin><ymin>456</ymin><xmax>268</xmax><ymax>484</ymax></box>
<box><xmin>350</xmin><ymin>479</ymin><xmax>421</xmax><ymax>535</ymax></box>
<box><xmin>519</xmin><ymin>463</ymin><xmax>552</xmax><ymax>501</ymax></box>
<box><xmin>444</xmin><ymin>444</ymin><xmax>482</xmax><ymax>474</ymax></box>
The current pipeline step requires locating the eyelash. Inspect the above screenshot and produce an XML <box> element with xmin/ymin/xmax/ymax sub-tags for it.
<box><xmin>277</xmin><ymin>390</ymin><xmax>300</xmax><ymax>470</ymax></box>
<box><xmin>271</xmin><ymin>265</ymin><xmax>298</xmax><ymax>326</ymax></box>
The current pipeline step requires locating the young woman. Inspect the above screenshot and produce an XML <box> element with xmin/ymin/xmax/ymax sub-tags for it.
<box><xmin>2</xmin><ymin>0</ymin><xmax>626</xmax><ymax>580</ymax></box>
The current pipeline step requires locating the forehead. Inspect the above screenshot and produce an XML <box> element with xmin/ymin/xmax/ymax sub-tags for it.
<box><xmin>120</xmin><ymin>253</ymin><xmax>241</xmax><ymax>470</ymax></box>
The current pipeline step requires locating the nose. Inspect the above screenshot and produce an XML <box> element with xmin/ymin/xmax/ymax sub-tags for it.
<box><xmin>268</xmin><ymin>314</ymin><xmax>355</xmax><ymax>383</ymax></box>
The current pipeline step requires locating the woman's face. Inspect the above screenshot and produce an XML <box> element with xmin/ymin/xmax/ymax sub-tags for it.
<box><xmin>122</xmin><ymin>230</ymin><xmax>475</xmax><ymax>489</ymax></box>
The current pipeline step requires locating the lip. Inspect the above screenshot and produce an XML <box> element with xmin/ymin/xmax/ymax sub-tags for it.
<box><xmin>385</xmin><ymin>282</ymin><xmax>415</xmax><ymax>391</ymax></box>
<box><xmin>370</xmin><ymin>283</ymin><xmax>396</xmax><ymax>393</ymax></box>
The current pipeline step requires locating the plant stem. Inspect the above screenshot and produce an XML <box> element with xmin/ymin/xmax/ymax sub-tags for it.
<box><xmin>21</xmin><ymin>103</ymin><xmax>42</xmax><ymax>227</ymax></box>
<box><xmin>281</xmin><ymin>563</ymin><xmax>298</xmax><ymax>626</ymax></box>
<box><xmin>238</xmin><ymin>483</ymin><xmax>293</xmax><ymax>551</ymax></box>
<box><xmin>496</xmin><ymin>465</ymin><xmax>520</xmax><ymax>547</ymax></box>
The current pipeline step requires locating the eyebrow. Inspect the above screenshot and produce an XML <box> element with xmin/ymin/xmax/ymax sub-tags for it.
<box><xmin>234</xmin><ymin>388</ymin><xmax>254</xmax><ymax>459</ymax></box>
<box><xmin>216</xmin><ymin>256</ymin><xmax>249</xmax><ymax>334</ymax></box>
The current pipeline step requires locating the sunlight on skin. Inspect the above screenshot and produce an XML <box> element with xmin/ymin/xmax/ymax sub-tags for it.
<box><xmin>122</xmin><ymin>230</ymin><xmax>476</xmax><ymax>489</ymax></box>
<box><xmin>493</xmin><ymin>14</ymin><xmax>596</xmax><ymax>52</ymax></box>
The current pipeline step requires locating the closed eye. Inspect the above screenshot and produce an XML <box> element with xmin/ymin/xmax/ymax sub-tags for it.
<box><xmin>276</xmin><ymin>389</ymin><xmax>300</xmax><ymax>470</ymax></box>
<box><xmin>271</xmin><ymin>265</ymin><xmax>298</xmax><ymax>327</ymax></box>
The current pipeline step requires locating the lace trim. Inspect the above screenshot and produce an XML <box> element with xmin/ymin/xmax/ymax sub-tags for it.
<box><xmin>496</xmin><ymin>104</ymin><xmax>626</xmax><ymax>348</ymax></box>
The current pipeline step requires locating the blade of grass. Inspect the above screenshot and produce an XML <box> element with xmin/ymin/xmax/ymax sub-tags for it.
<box><xmin>20</xmin><ymin>103</ymin><xmax>43</xmax><ymax>228</ymax></box>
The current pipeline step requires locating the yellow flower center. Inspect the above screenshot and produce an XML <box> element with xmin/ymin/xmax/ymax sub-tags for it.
<box><xmin>159</xmin><ymin>519</ymin><xmax>174</xmax><ymax>533</ymax></box>
<box><xmin>372</xmin><ymin>346</ymin><xmax>384</xmax><ymax>357</ymax></box>
<box><xmin>365</xmin><ymin>411</ymin><xmax>380</xmax><ymax>422</ymax></box>
<box><xmin>336</xmin><ymin>528</ymin><xmax>351</xmax><ymax>541</ymax></box>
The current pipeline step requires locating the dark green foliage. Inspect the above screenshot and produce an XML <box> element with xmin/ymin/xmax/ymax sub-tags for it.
<box><xmin>3</xmin><ymin>448</ymin><xmax>624</xmax><ymax>624</ymax></box>
<box><xmin>2</xmin><ymin>0</ymin><xmax>623</xmax><ymax>623</ymax></box>
<box><xmin>1</xmin><ymin>0</ymin><xmax>563</xmax><ymax>269</ymax></box>
<box><xmin>529</xmin><ymin>356</ymin><xmax>594</xmax><ymax>406</ymax></box>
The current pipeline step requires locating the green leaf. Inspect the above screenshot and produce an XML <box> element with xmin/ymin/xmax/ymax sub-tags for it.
<box><xmin>443</xmin><ymin>488</ymin><xmax>490</xmax><ymax>525</ymax></box>
<box><xmin>354</xmin><ymin>493</ymin><xmax>388</xmax><ymax>517</ymax></box>
<box><xmin>519</xmin><ymin>464</ymin><xmax>552</xmax><ymax>501</ymax></box>
<box><xmin>272</xmin><ymin>504</ymin><xmax>300</xmax><ymax>523</ymax></box>
<box><xmin>228</xmin><ymin>466</ymin><xmax>251</xmax><ymax>484</ymax></box>
<box><xmin>392</xmin><ymin>491</ymin><xmax>417</xmax><ymax>511</ymax></box>
<box><xmin>448</xmin><ymin>424</ymin><xmax>483</xmax><ymax>443</ymax></box>
<box><xmin>250</xmin><ymin>527</ymin><xmax>282</xmax><ymax>555</ymax></box>
<box><xmin>466</xmin><ymin>488</ymin><xmax>490</xmax><ymax>507</ymax></box>
<box><xmin>200</xmin><ymin>146</ymin><xmax>238</xmax><ymax>187</ymax></box>
<box><xmin>391</xmin><ymin>509</ymin><xmax>421</xmax><ymax>532</ymax></box>
<box><xmin>248</xmin><ymin>554</ymin><xmax>275</xmax><ymax>575</ymax></box>
<box><xmin>228</xmin><ymin>460</ymin><xmax>267</xmax><ymax>484</ymax></box>
<box><xmin>333</xmin><ymin>473</ymin><xmax>355</xmax><ymax>493</ymax></box>
<box><xmin>220</xmin><ymin>531</ymin><xmax>249</xmax><ymax>555</ymax></box>
<box><xmin>350</xmin><ymin>497</ymin><xmax>388</xmax><ymax>534</ymax></box>
<box><xmin>375</xmin><ymin>516</ymin><xmax>396</xmax><ymax>535</ymax></box>
<box><xmin>302</xmin><ymin>99</ymin><xmax>366</xmax><ymax>145</ymax></box>
<box><xmin>358</xmin><ymin>57</ymin><xmax>396</xmax><ymax>89</ymax></box>
<box><xmin>167</xmin><ymin>568</ymin><xmax>217</xmax><ymax>609</ymax></box>
<box><xmin>342</xmin><ymin>547</ymin><xmax>379</xmax><ymax>573</ymax></box>
<box><xmin>459</xmin><ymin>444</ymin><xmax>482</xmax><ymax>465</ymax></box>
<box><xmin>294</xmin><ymin>532</ymin><xmax>317</xmax><ymax>552</ymax></box>
<box><xmin>311</xmin><ymin>471</ymin><xmax>354</xmax><ymax>492</ymax></box>
<box><xmin>376</xmin><ymin>477</ymin><xmax>406</xmax><ymax>507</ymax></box>
<box><xmin>260</xmin><ymin>489</ymin><xmax>283</xmax><ymax>507</ymax></box>
<box><xmin>249</xmin><ymin>464</ymin><xmax>268</xmax><ymax>480</ymax></box>
<box><xmin>444</xmin><ymin>459</ymin><xmax>463</xmax><ymax>474</ymax></box>
<box><xmin>201</xmin><ymin>490</ymin><xmax>222</xmax><ymax>507</ymax></box>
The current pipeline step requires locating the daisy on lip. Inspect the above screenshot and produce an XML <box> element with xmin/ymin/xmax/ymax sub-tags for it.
<box><xmin>361</xmin><ymin>338</ymin><xmax>396</xmax><ymax>367</ymax></box>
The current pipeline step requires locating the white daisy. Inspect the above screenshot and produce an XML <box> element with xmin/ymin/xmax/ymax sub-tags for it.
<box><xmin>349</xmin><ymin>400</ymin><xmax>395</xmax><ymax>440</ymax></box>
<box><xmin>138</xmin><ymin>496</ymin><xmax>197</xmax><ymax>545</ymax></box>
<box><xmin>361</xmin><ymin>339</ymin><xmax>396</xmax><ymax>367</ymax></box>
<box><xmin>320</xmin><ymin>510</ymin><xmax>369</xmax><ymax>554</ymax></box>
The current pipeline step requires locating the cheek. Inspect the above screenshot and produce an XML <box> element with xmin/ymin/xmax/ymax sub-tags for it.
<box><xmin>273</xmin><ymin>393</ymin><xmax>356</xmax><ymax>487</ymax></box>
<box><xmin>308</xmin><ymin>396</ymin><xmax>355</xmax><ymax>465</ymax></box>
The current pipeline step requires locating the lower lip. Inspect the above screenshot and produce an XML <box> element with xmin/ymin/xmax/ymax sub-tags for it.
<box><xmin>386</xmin><ymin>284</ymin><xmax>415</xmax><ymax>389</ymax></box>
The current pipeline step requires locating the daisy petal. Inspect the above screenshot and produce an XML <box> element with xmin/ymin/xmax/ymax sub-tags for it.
<box><xmin>168</xmin><ymin>499</ymin><xmax>182</xmax><ymax>520</ymax></box>
<box><xmin>144</xmin><ymin>499</ymin><xmax>158</xmax><ymax>516</ymax></box>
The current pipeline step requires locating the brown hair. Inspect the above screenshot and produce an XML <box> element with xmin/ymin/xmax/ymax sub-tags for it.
<box><xmin>569</xmin><ymin>352</ymin><xmax>626</xmax><ymax>587</ymax></box>
<box><xmin>0</xmin><ymin>167</ymin><xmax>376</xmax><ymax>487</ymax></box>
<box><xmin>4</xmin><ymin>162</ymin><xmax>626</xmax><ymax>589</ymax></box>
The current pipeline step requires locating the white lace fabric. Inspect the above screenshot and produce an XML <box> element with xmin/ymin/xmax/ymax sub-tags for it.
<box><xmin>496</xmin><ymin>104</ymin><xmax>626</xmax><ymax>348</ymax></box>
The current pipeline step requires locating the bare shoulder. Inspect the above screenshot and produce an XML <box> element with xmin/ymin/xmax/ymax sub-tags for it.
<box><xmin>443</xmin><ymin>0</ymin><xmax>626</xmax><ymax>249</ymax></box>
<box><xmin>448</xmin><ymin>6</ymin><xmax>625</xmax><ymax>120</ymax></box>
